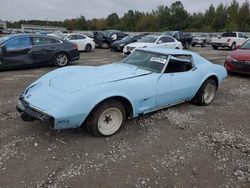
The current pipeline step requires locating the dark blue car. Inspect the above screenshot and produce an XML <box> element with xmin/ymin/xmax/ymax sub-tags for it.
<box><xmin>0</xmin><ymin>34</ymin><xmax>79</xmax><ymax>70</ymax></box>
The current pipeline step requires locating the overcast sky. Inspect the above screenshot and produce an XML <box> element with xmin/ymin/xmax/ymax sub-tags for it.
<box><xmin>0</xmin><ymin>0</ymin><xmax>247</xmax><ymax>21</ymax></box>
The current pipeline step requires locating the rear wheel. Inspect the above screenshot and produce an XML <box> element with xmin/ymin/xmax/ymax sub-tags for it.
<box><xmin>86</xmin><ymin>99</ymin><xmax>126</xmax><ymax>137</ymax></box>
<box><xmin>54</xmin><ymin>52</ymin><xmax>69</xmax><ymax>67</ymax></box>
<box><xmin>192</xmin><ymin>79</ymin><xmax>217</xmax><ymax>106</ymax></box>
<box><xmin>85</xmin><ymin>44</ymin><xmax>92</xmax><ymax>52</ymax></box>
<box><xmin>212</xmin><ymin>46</ymin><xmax>218</xmax><ymax>50</ymax></box>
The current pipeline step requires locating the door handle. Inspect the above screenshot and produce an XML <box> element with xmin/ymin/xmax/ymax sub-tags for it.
<box><xmin>170</xmin><ymin>73</ymin><xmax>175</xmax><ymax>76</ymax></box>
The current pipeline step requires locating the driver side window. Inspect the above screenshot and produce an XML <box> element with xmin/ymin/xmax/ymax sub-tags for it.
<box><xmin>165</xmin><ymin>55</ymin><xmax>193</xmax><ymax>73</ymax></box>
<box><xmin>5</xmin><ymin>37</ymin><xmax>31</xmax><ymax>50</ymax></box>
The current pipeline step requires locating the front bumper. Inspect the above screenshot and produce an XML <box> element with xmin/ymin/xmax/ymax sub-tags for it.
<box><xmin>17</xmin><ymin>97</ymin><xmax>54</xmax><ymax>123</ymax></box>
<box><xmin>225</xmin><ymin>60</ymin><xmax>250</xmax><ymax>75</ymax></box>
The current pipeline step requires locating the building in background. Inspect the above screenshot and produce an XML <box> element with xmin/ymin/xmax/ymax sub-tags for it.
<box><xmin>21</xmin><ymin>24</ymin><xmax>66</xmax><ymax>33</ymax></box>
<box><xmin>0</xmin><ymin>20</ymin><xmax>7</xmax><ymax>30</ymax></box>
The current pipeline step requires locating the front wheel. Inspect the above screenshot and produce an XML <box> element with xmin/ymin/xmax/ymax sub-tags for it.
<box><xmin>101</xmin><ymin>42</ymin><xmax>109</xmax><ymax>49</ymax></box>
<box><xmin>54</xmin><ymin>52</ymin><xmax>69</xmax><ymax>67</ymax></box>
<box><xmin>183</xmin><ymin>42</ymin><xmax>190</xmax><ymax>49</ymax></box>
<box><xmin>230</xmin><ymin>42</ymin><xmax>236</xmax><ymax>50</ymax></box>
<box><xmin>201</xmin><ymin>41</ymin><xmax>206</xmax><ymax>47</ymax></box>
<box><xmin>192</xmin><ymin>79</ymin><xmax>217</xmax><ymax>106</ymax></box>
<box><xmin>86</xmin><ymin>99</ymin><xmax>126</xmax><ymax>137</ymax></box>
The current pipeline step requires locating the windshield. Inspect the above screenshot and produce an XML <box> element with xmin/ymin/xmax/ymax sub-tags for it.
<box><xmin>0</xmin><ymin>35</ymin><xmax>13</xmax><ymax>45</ymax></box>
<box><xmin>121</xmin><ymin>35</ymin><xmax>133</xmax><ymax>41</ymax></box>
<box><xmin>240</xmin><ymin>40</ymin><xmax>250</xmax><ymax>49</ymax></box>
<box><xmin>139</xmin><ymin>36</ymin><xmax>157</xmax><ymax>43</ymax></box>
<box><xmin>222</xmin><ymin>32</ymin><xmax>237</xmax><ymax>37</ymax></box>
<box><xmin>120</xmin><ymin>50</ymin><xmax>168</xmax><ymax>73</ymax></box>
<box><xmin>161</xmin><ymin>31</ymin><xmax>174</xmax><ymax>36</ymax></box>
<box><xmin>195</xmin><ymin>34</ymin><xmax>206</xmax><ymax>37</ymax></box>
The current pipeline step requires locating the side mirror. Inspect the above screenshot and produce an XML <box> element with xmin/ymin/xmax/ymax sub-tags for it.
<box><xmin>245</xmin><ymin>36</ymin><xmax>248</xmax><ymax>39</ymax></box>
<box><xmin>65</xmin><ymin>38</ymin><xmax>70</xmax><ymax>41</ymax></box>
<box><xmin>157</xmin><ymin>40</ymin><xmax>163</xmax><ymax>44</ymax></box>
<box><xmin>0</xmin><ymin>46</ymin><xmax>7</xmax><ymax>54</ymax></box>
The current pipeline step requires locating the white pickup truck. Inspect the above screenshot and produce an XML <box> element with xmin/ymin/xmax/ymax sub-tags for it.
<box><xmin>210</xmin><ymin>32</ymin><xmax>247</xmax><ymax>50</ymax></box>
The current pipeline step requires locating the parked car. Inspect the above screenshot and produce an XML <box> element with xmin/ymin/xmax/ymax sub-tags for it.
<box><xmin>224</xmin><ymin>39</ymin><xmax>250</xmax><ymax>75</ymax></box>
<box><xmin>192</xmin><ymin>33</ymin><xmax>211</xmax><ymax>47</ymax></box>
<box><xmin>111</xmin><ymin>33</ymin><xmax>148</xmax><ymax>52</ymax></box>
<box><xmin>161</xmin><ymin>31</ymin><xmax>193</xmax><ymax>49</ymax></box>
<box><xmin>0</xmin><ymin>34</ymin><xmax>79</xmax><ymax>70</ymax></box>
<box><xmin>17</xmin><ymin>48</ymin><xmax>227</xmax><ymax>137</ymax></box>
<box><xmin>210</xmin><ymin>32</ymin><xmax>247</xmax><ymax>50</ymax></box>
<box><xmin>123</xmin><ymin>35</ymin><xmax>183</xmax><ymax>54</ymax></box>
<box><xmin>61</xmin><ymin>33</ymin><xmax>95</xmax><ymax>52</ymax></box>
<box><xmin>93</xmin><ymin>30</ymin><xmax>127</xmax><ymax>48</ymax></box>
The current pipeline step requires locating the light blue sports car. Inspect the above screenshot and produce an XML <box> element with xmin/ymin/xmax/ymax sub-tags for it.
<box><xmin>17</xmin><ymin>48</ymin><xmax>227</xmax><ymax>137</ymax></box>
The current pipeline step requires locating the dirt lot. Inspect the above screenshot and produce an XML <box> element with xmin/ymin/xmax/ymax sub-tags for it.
<box><xmin>0</xmin><ymin>47</ymin><xmax>250</xmax><ymax>188</ymax></box>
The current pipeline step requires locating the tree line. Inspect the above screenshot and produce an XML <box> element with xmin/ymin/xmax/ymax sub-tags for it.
<box><xmin>6</xmin><ymin>0</ymin><xmax>250</xmax><ymax>32</ymax></box>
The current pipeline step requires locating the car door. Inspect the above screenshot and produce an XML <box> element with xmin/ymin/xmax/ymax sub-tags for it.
<box><xmin>157</xmin><ymin>36</ymin><xmax>177</xmax><ymax>49</ymax></box>
<box><xmin>0</xmin><ymin>36</ymin><xmax>33</xmax><ymax>68</ymax></box>
<box><xmin>75</xmin><ymin>35</ymin><xmax>86</xmax><ymax>51</ymax></box>
<box><xmin>157</xmin><ymin>55</ymin><xmax>200</xmax><ymax>107</ymax></box>
<box><xmin>31</xmin><ymin>36</ymin><xmax>60</xmax><ymax>65</ymax></box>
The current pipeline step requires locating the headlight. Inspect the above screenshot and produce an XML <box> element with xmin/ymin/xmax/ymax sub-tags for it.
<box><xmin>119</xmin><ymin>43</ymin><xmax>125</xmax><ymax>47</ymax></box>
<box><xmin>226</xmin><ymin>55</ymin><xmax>237</xmax><ymax>62</ymax></box>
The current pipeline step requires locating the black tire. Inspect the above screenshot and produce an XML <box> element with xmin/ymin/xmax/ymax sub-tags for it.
<box><xmin>230</xmin><ymin>42</ymin><xmax>236</xmax><ymax>50</ymax></box>
<box><xmin>192</xmin><ymin>79</ymin><xmax>217</xmax><ymax>106</ymax></box>
<box><xmin>201</xmin><ymin>41</ymin><xmax>206</xmax><ymax>47</ymax></box>
<box><xmin>212</xmin><ymin>46</ymin><xmax>218</xmax><ymax>50</ymax></box>
<box><xmin>184</xmin><ymin>42</ymin><xmax>190</xmax><ymax>49</ymax></box>
<box><xmin>86</xmin><ymin>99</ymin><xmax>126</xmax><ymax>137</ymax></box>
<box><xmin>191</xmin><ymin>43</ymin><xmax>195</xmax><ymax>47</ymax></box>
<box><xmin>53</xmin><ymin>52</ymin><xmax>69</xmax><ymax>67</ymax></box>
<box><xmin>85</xmin><ymin>44</ymin><xmax>92</xmax><ymax>52</ymax></box>
<box><xmin>101</xmin><ymin>42</ymin><xmax>109</xmax><ymax>49</ymax></box>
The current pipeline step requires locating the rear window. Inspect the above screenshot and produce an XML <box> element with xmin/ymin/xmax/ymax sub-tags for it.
<box><xmin>222</xmin><ymin>32</ymin><xmax>237</xmax><ymax>37</ymax></box>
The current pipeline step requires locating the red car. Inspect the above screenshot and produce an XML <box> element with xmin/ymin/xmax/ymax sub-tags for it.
<box><xmin>224</xmin><ymin>39</ymin><xmax>250</xmax><ymax>75</ymax></box>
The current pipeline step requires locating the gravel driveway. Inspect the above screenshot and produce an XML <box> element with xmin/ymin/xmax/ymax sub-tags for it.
<box><xmin>0</xmin><ymin>47</ymin><xmax>249</xmax><ymax>188</ymax></box>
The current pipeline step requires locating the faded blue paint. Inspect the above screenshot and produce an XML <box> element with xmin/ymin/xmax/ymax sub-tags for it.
<box><xmin>19</xmin><ymin>48</ymin><xmax>227</xmax><ymax>130</ymax></box>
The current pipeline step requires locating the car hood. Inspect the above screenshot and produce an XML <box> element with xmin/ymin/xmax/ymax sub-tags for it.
<box><xmin>127</xmin><ymin>42</ymin><xmax>155</xmax><ymax>48</ymax></box>
<box><xmin>48</xmin><ymin>63</ymin><xmax>151</xmax><ymax>93</ymax></box>
<box><xmin>24</xmin><ymin>63</ymin><xmax>151</xmax><ymax>111</ymax></box>
<box><xmin>230</xmin><ymin>49</ymin><xmax>250</xmax><ymax>60</ymax></box>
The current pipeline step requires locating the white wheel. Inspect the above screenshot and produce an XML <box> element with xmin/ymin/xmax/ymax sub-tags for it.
<box><xmin>86</xmin><ymin>99</ymin><xmax>126</xmax><ymax>137</ymax></box>
<box><xmin>97</xmin><ymin>108</ymin><xmax>123</xmax><ymax>136</ymax></box>
<box><xmin>111</xmin><ymin>34</ymin><xmax>117</xmax><ymax>40</ymax></box>
<box><xmin>203</xmin><ymin>83</ymin><xmax>216</xmax><ymax>104</ymax></box>
<box><xmin>192</xmin><ymin>79</ymin><xmax>217</xmax><ymax>106</ymax></box>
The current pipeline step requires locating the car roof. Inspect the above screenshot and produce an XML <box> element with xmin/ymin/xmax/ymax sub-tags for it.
<box><xmin>136</xmin><ymin>47</ymin><xmax>195</xmax><ymax>56</ymax></box>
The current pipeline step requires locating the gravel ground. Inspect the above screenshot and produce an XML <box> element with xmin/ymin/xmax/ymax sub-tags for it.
<box><xmin>0</xmin><ymin>47</ymin><xmax>249</xmax><ymax>188</ymax></box>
